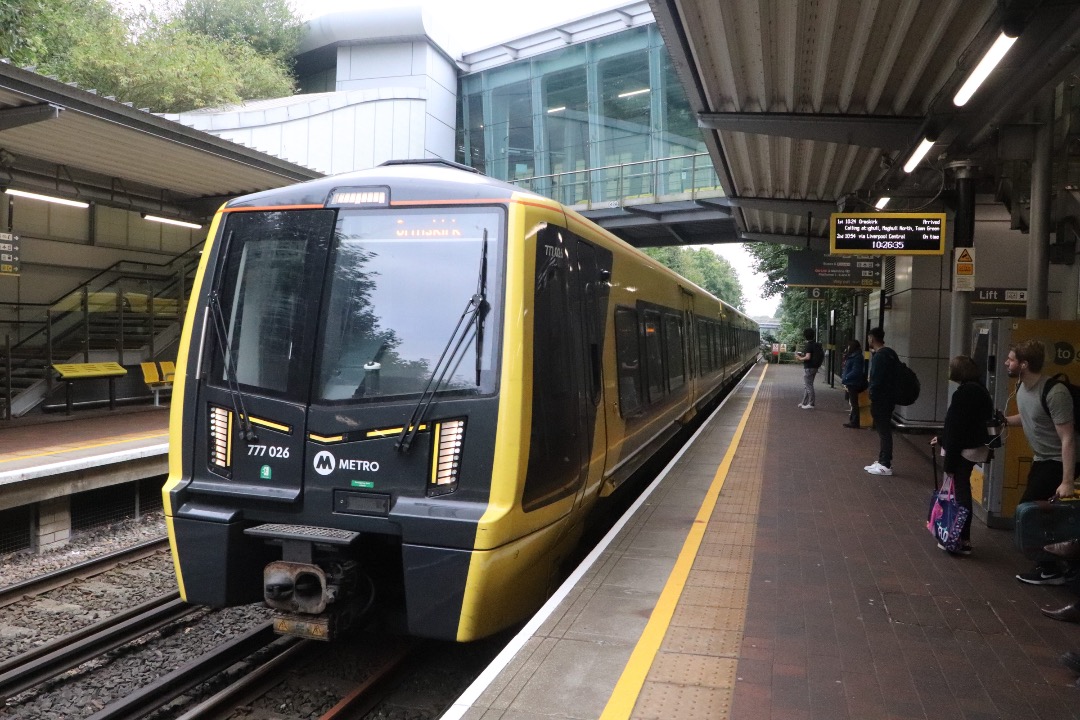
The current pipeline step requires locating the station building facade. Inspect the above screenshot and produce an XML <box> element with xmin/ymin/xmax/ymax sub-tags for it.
<box><xmin>167</xmin><ymin>2</ymin><xmax>719</xmax><ymax>207</ymax></box>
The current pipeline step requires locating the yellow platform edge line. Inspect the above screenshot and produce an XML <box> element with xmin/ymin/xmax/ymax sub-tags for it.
<box><xmin>599</xmin><ymin>364</ymin><xmax>767</xmax><ymax>720</ymax></box>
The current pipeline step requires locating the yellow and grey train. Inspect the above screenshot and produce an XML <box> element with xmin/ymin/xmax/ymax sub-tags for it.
<box><xmin>163</xmin><ymin>160</ymin><xmax>759</xmax><ymax>642</ymax></box>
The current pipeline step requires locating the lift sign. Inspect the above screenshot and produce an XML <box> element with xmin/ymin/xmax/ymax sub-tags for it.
<box><xmin>830</xmin><ymin>213</ymin><xmax>946</xmax><ymax>256</ymax></box>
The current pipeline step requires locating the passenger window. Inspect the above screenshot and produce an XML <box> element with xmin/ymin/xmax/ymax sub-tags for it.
<box><xmin>643</xmin><ymin>311</ymin><xmax>665</xmax><ymax>403</ymax></box>
<box><xmin>664</xmin><ymin>314</ymin><xmax>684</xmax><ymax>390</ymax></box>
<box><xmin>614</xmin><ymin>308</ymin><xmax>643</xmax><ymax>417</ymax></box>
<box><xmin>697</xmin><ymin>318</ymin><xmax>710</xmax><ymax>373</ymax></box>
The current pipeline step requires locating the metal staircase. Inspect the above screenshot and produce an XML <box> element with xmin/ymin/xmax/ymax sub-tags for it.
<box><xmin>0</xmin><ymin>245</ymin><xmax>201</xmax><ymax>418</ymax></box>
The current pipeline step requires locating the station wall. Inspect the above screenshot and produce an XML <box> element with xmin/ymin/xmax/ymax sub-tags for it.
<box><xmin>888</xmin><ymin>198</ymin><xmax>1079</xmax><ymax>426</ymax></box>
<box><xmin>0</xmin><ymin>197</ymin><xmax>204</xmax><ymax>340</ymax></box>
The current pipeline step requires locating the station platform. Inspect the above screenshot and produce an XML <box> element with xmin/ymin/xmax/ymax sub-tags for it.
<box><xmin>0</xmin><ymin>407</ymin><xmax>169</xmax><ymax>534</ymax></box>
<box><xmin>0</xmin><ymin>407</ymin><xmax>168</xmax><ymax>479</ymax></box>
<box><xmin>446</xmin><ymin>362</ymin><xmax>1080</xmax><ymax>720</ymax></box>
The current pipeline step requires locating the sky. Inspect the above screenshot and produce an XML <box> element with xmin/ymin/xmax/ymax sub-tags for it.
<box><xmin>298</xmin><ymin>0</ymin><xmax>629</xmax><ymax>55</ymax></box>
<box><xmin>297</xmin><ymin>0</ymin><xmax>776</xmax><ymax>318</ymax></box>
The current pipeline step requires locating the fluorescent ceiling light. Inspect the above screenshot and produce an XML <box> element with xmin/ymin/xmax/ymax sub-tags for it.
<box><xmin>903</xmin><ymin>137</ymin><xmax>936</xmax><ymax>173</ymax></box>
<box><xmin>953</xmin><ymin>32</ymin><xmax>1017</xmax><ymax>106</ymax></box>
<box><xmin>875</xmin><ymin>197</ymin><xmax>891</xmax><ymax>210</ymax></box>
<box><xmin>142</xmin><ymin>213</ymin><xmax>202</xmax><ymax>230</ymax></box>
<box><xmin>5</xmin><ymin>188</ymin><xmax>89</xmax><ymax>208</ymax></box>
<box><xmin>617</xmin><ymin>88</ymin><xmax>650</xmax><ymax>98</ymax></box>
<box><xmin>546</xmin><ymin>106</ymin><xmax>566</xmax><ymax>114</ymax></box>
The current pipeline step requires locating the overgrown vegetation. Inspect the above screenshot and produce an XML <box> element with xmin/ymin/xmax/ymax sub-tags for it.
<box><xmin>0</xmin><ymin>0</ymin><xmax>303</xmax><ymax>112</ymax></box>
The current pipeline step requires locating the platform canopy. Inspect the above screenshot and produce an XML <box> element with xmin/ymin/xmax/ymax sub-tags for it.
<box><xmin>650</xmin><ymin>0</ymin><xmax>1080</xmax><ymax>248</ymax></box>
<box><xmin>0</xmin><ymin>61</ymin><xmax>321</xmax><ymax>222</ymax></box>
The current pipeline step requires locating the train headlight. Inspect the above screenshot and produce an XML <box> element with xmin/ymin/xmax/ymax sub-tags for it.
<box><xmin>209</xmin><ymin>405</ymin><xmax>232</xmax><ymax>472</ymax></box>
<box><xmin>429</xmin><ymin>419</ymin><xmax>464</xmax><ymax>496</ymax></box>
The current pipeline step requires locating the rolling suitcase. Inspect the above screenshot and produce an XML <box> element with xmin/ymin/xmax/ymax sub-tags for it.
<box><xmin>1014</xmin><ymin>498</ymin><xmax>1080</xmax><ymax>559</ymax></box>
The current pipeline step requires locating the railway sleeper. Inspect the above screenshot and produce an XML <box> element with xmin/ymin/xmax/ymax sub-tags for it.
<box><xmin>244</xmin><ymin>523</ymin><xmax>374</xmax><ymax>641</ymax></box>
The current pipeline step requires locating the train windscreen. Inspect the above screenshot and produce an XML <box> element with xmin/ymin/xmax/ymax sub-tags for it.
<box><xmin>314</xmin><ymin>207</ymin><xmax>504</xmax><ymax>403</ymax></box>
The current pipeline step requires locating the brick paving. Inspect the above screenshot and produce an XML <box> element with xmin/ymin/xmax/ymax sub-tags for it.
<box><xmin>732</xmin><ymin>363</ymin><xmax>1080</xmax><ymax>720</ymax></box>
<box><xmin>0</xmin><ymin>406</ymin><xmax>168</xmax><ymax>461</ymax></box>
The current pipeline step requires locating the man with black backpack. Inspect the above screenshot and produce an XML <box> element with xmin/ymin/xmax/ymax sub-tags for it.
<box><xmin>1003</xmin><ymin>339</ymin><xmax>1079</xmax><ymax>586</ymax></box>
<box><xmin>865</xmin><ymin>326</ymin><xmax>898</xmax><ymax>476</ymax></box>
<box><xmin>794</xmin><ymin>328</ymin><xmax>824</xmax><ymax>409</ymax></box>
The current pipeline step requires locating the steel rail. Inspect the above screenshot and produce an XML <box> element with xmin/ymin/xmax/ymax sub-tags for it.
<box><xmin>0</xmin><ymin>536</ymin><xmax>169</xmax><ymax>608</ymax></box>
<box><xmin>86</xmin><ymin>623</ymin><xmax>279</xmax><ymax>720</ymax></box>
<box><xmin>172</xmin><ymin>636</ymin><xmax>311</xmax><ymax>720</ymax></box>
<box><xmin>319</xmin><ymin>639</ymin><xmax>417</xmax><ymax>720</ymax></box>
<box><xmin>0</xmin><ymin>596</ymin><xmax>195</xmax><ymax>701</ymax></box>
<box><xmin>0</xmin><ymin>592</ymin><xmax>179</xmax><ymax>677</ymax></box>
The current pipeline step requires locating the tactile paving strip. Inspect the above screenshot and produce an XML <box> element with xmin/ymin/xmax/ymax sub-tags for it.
<box><xmin>630</xmin><ymin>372</ymin><xmax>771</xmax><ymax>720</ymax></box>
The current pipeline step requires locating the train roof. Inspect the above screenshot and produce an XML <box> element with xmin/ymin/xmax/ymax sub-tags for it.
<box><xmin>225</xmin><ymin>160</ymin><xmax>530</xmax><ymax>209</ymax></box>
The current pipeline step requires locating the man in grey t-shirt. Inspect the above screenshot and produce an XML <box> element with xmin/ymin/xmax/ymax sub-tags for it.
<box><xmin>1003</xmin><ymin>339</ymin><xmax>1078</xmax><ymax>586</ymax></box>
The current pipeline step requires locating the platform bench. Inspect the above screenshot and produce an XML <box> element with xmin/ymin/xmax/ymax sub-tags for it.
<box><xmin>52</xmin><ymin>362</ymin><xmax>127</xmax><ymax>415</ymax></box>
<box><xmin>140</xmin><ymin>361</ymin><xmax>176</xmax><ymax>406</ymax></box>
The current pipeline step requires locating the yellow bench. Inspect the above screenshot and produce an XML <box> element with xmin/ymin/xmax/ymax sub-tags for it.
<box><xmin>52</xmin><ymin>362</ymin><xmax>127</xmax><ymax>414</ymax></box>
<box><xmin>140</xmin><ymin>361</ymin><xmax>176</xmax><ymax>406</ymax></box>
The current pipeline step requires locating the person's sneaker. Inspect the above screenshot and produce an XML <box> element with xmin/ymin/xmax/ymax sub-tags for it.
<box><xmin>937</xmin><ymin>542</ymin><xmax>971</xmax><ymax>555</ymax></box>
<box><xmin>865</xmin><ymin>463</ymin><xmax>893</xmax><ymax>476</ymax></box>
<box><xmin>843</xmin><ymin>423</ymin><xmax>859</xmax><ymax>428</ymax></box>
<box><xmin>802</xmin><ymin>404</ymin><xmax>814</xmax><ymax>409</ymax></box>
<box><xmin>797</xmin><ymin>403</ymin><xmax>807</xmax><ymax>408</ymax></box>
<box><xmin>1016</xmin><ymin>568</ymin><xmax>1066</xmax><ymax>585</ymax></box>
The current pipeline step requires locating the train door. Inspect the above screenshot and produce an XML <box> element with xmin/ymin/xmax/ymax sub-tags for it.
<box><xmin>521</xmin><ymin>226</ymin><xmax>609</xmax><ymax>512</ymax></box>
<box><xmin>572</xmin><ymin>236</ymin><xmax>612</xmax><ymax>508</ymax></box>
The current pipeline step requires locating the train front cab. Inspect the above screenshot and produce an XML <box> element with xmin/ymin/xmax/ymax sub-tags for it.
<box><xmin>163</xmin><ymin>182</ymin><xmax>617</xmax><ymax>641</ymax></box>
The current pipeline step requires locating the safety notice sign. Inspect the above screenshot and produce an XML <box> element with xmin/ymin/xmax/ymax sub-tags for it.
<box><xmin>954</xmin><ymin>247</ymin><xmax>974</xmax><ymax>291</ymax></box>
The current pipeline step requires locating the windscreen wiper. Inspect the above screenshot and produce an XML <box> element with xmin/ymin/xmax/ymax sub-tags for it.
<box><xmin>474</xmin><ymin>230</ymin><xmax>489</xmax><ymax>385</ymax></box>
<box><xmin>397</xmin><ymin>231</ymin><xmax>489</xmax><ymax>453</ymax></box>
<box><xmin>207</xmin><ymin>290</ymin><xmax>258</xmax><ymax>442</ymax></box>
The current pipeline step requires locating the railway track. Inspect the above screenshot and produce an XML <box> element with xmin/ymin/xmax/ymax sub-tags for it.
<box><xmin>0</xmin><ymin>593</ymin><xmax>191</xmax><ymax>701</ymax></box>
<box><xmin>0</xmin><ymin>536</ymin><xmax>170</xmax><ymax>608</ymax></box>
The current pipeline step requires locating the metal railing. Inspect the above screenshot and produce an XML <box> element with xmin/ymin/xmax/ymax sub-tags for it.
<box><xmin>0</xmin><ymin>244</ymin><xmax>202</xmax><ymax>418</ymax></box>
<box><xmin>509</xmin><ymin>152</ymin><xmax>724</xmax><ymax>207</ymax></box>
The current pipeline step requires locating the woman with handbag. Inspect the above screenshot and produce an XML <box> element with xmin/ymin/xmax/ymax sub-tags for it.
<box><xmin>840</xmin><ymin>339</ymin><xmax>866</xmax><ymax>428</ymax></box>
<box><xmin>930</xmin><ymin>355</ymin><xmax>995</xmax><ymax>555</ymax></box>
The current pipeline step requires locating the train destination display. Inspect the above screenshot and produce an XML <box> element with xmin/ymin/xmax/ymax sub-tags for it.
<box><xmin>830</xmin><ymin>212</ymin><xmax>946</xmax><ymax>255</ymax></box>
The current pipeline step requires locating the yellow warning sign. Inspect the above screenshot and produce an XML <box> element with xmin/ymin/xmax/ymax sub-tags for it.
<box><xmin>954</xmin><ymin>247</ymin><xmax>975</xmax><ymax>291</ymax></box>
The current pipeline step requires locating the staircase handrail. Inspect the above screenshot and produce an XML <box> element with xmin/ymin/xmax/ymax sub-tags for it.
<box><xmin>0</xmin><ymin>242</ymin><xmax>203</xmax><ymax>360</ymax></box>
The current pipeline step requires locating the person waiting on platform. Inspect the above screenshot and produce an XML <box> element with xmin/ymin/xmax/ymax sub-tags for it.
<box><xmin>840</xmin><ymin>339</ymin><xmax>866</xmax><ymax>429</ymax></box>
<box><xmin>865</xmin><ymin>327</ymin><xmax>898</xmax><ymax>476</ymax></box>
<box><xmin>1002</xmin><ymin>339</ymin><xmax>1080</xmax><ymax>585</ymax></box>
<box><xmin>793</xmin><ymin>328</ymin><xmax>823</xmax><ymax>409</ymax></box>
<box><xmin>929</xmin><ymin>355</ymin><xmax>994</xmax><ymax>556</ymax></box>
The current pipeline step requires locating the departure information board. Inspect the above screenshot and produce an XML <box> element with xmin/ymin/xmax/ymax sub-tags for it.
<box><xmin>787</xmin><ymin>250</ymin><xmax>881</xmax><ymax>289</ymax></box>
<box><xmin>830</xmin><ymin>213</ymin><xmax>946</xmax><ymax>255</ymax></box>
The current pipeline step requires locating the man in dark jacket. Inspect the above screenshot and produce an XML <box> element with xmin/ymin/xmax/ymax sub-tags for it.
<box><xmin>865</xmin><ymin>327</ymin><xmax>897</xmax><ymax>475</ymax></box>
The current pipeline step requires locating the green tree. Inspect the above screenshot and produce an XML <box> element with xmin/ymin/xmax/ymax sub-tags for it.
<box><xmin>642</xmin><ymin>246</ymin><xmax>745</xmax><ymax>310</ymax></box>
<box><xmin>176</xmin><ymin>0</ymin><xmax>304</xmax><ymax>60</ymax></box>
<box><xmin>0</xmin><ymin>0</ymin><xmax>300</xmax><ymax>113</ymax></box>
<box><xmin>745</xmin><ymin>241</ymin><xmax>862</xmax><ymax>349</ymax></box>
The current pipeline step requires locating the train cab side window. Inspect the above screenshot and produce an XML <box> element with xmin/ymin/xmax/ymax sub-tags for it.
<box><xmin>664</xmin><ymin>314</ymin><xmax>684</xmax><ymax>390</ymax></box>
<box><xmin>614</xmin><ymin>308</ymin><xmax>643</xmax><ymax>417</ymax></box>
<box><xmin>642</xmin><ymin>310</ymin><xmax>665</xmax><ymax>403</ymax></box>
